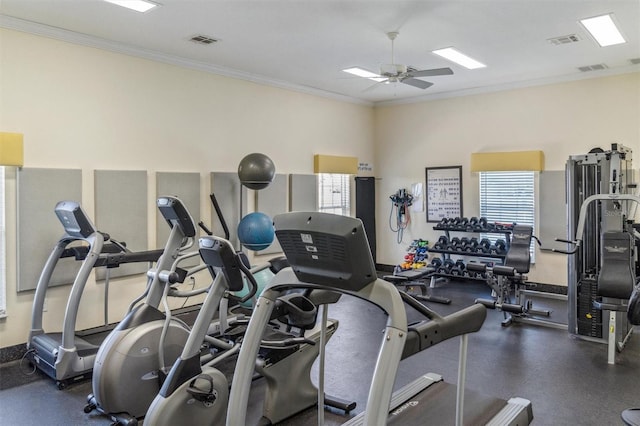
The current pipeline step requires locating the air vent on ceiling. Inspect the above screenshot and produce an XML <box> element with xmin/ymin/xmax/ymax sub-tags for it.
<box><xmin>578</xmin><ymin>63</ymin><xmax>608</xmax><ymax>72</ymax></box>
<box><xmin>189</xmin><ymin>35</ymin><xmax>218</xmax><ymax>45</ymax></box>
<box><xmin>548</xmin><ymin>34</ymin><xmax>581</xmax><ymax>45</ymax></box>
<box><xmin>630</xmin><ymin>58</ymin><xmax>640</xmax><ymax>65</ymax></box>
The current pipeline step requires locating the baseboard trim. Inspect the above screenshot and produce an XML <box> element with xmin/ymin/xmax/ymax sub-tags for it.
<box><xmin>0</xmin><ymin>343</ymin><xmax>27</xmax><ymax>364</ymax></box>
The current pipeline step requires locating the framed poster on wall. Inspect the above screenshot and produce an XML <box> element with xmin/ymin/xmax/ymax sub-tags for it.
<box><xmin>426</xmin><ymin>165</ymin><xmax>462</xmax><ymax>222</ymax></box>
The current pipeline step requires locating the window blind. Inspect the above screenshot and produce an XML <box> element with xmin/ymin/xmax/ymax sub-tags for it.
<box><xmin>318</xmin><ymin>173</ymin><xmax>351</xmax><ymax>216</ymax></box>
<box><xmin>0</xmin><ymin>167</ymin><xmax>6</xmax><ymax>317</ymax></box>
<box><xmin>479</xmin><ymin>171</ymin><xmax>536</xmax><ymax>260</ymax></box>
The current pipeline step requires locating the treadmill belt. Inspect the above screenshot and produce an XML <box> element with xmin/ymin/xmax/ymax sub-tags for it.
<box><xmin>388</xmin><ymin>381</ymin><xmax>507</xmax><ymax>426</ymax></box>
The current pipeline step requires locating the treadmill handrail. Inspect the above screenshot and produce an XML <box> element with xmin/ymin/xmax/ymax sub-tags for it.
<box><xmin>227</xmin><ymin>269</ymin><xmax>408</xmax><ymax>426</ymax></box>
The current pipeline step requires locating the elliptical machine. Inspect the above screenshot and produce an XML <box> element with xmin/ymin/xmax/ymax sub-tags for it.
<box><xmin>145</xmin><ymin>234</ymin><xmax>340</xmax><ymax>425</ymax></box>
<box><xmin>85</xmin><ymin>196</ymin><xmax>205</xmax><ymax>424</ymax></box>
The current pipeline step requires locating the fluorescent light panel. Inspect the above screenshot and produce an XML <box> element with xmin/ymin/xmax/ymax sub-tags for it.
<box><xmin>343</xmin><ymin>67</ymin><xmax>386</xmax><ymax>82</ymax></box>
<box><xmin>432</xmin><ymin>47</ymin><xmax>486</xmax><ymax>69</ymax></box>
<box><xmin>104</xmin><ymin>0</ymin><xmax>159</xmax><ymax>13</ymax></box>
<box><xmin>580</xmin><ymin>13</ymin><xmax>626</xmax><ymax>47</ymax></box>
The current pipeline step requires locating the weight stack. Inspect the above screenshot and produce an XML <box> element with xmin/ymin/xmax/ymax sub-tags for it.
<box><xmin>577</xmin><ymin>277</ymin><xmax>602</xmax><ymax>338</ymax></box>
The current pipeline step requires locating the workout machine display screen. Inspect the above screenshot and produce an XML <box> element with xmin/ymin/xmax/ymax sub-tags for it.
<box><xmin>54</xmin><ymin>201</ymin><xmax>96</xmax><ymax>238</ymax></box>
<box><xmin>274</xmin><ymin>212</ymin><xmax>377</xmax><ymax>292</ymax></box>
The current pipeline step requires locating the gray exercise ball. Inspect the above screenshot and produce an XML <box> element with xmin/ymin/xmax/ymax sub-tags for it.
<box><xmin>238</xmin><ymin>153</ymin><xmax>275</xmax><ymax>190</ymax></box>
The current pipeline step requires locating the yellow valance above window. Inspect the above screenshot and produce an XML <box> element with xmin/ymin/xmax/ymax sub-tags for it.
<box><xmin>0</xmin><ymin>132</ymin><xmax>24</xmax><ymax>166</ymax></box>
<box><xmin>470</xmin><ymin>150</ymin><xmax>544</xmax><ymax>172</ymax></box>
<box><xmin>313</xmin><ymin>154</ymin><xmax>358</xmax><ymax>174</ymax></box>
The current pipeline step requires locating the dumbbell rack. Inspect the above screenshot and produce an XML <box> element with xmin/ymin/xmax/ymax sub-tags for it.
<box><xmin>429</xmin><ymin>217</ymin><xmax>514</xmax><ymax>282</ymax></box>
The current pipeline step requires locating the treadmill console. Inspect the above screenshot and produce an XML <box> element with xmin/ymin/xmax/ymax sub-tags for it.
<box><xmin>273</xmin><ymin>212</ymin><xmax>377</xmax><ymax>292</ymax></box>
<box><xmin>157</xmin><ymin>196</ymin><xmax>197</xmax><ymax>238</ymax></box>
<box><xmin>54</xmin><ymin>201</ymin><xmax>97</xmax><ymax>239</ymax></box>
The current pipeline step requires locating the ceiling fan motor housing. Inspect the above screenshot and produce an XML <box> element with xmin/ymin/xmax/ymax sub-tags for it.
<box><xmin>380</xmin><ymin>63</ymin><xmax>407</xmax><ymax>77</ymax></box>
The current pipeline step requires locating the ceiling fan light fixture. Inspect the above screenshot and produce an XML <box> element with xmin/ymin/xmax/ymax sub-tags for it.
<box><xmin>579</xmin><ymin>13</ymin><xmax>626</xmax><ymax>47</ymax></box>
<box><xmin>103</xmin><ymin>0</ymin><xmax>159</xmax><ymax>13</ymax></box>
<box><xmin>432</xmin><ymin>47</ymin><xmax>486</xmax><ymax>70</ymax></box>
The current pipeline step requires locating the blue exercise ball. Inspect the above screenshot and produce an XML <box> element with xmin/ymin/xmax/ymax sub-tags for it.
<box><xmin>237</xmin><ymin>153</ymin><xmax>275</xmax><ymax>190</ymax></box>
<box><xmin>238</xmin><ymin>212</ymin><xmax>275</xmax><ymax>251</ymax></box>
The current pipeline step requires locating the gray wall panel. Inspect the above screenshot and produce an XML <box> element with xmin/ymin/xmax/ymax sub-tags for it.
<box><xmin>539</xmin><ymin>170</ymin><xmax>567</xmax><ymax>251</ymax></box>
<box><xmin>17</xmin><ymin>167</ymin><xmax>82</xmax><ymax>291</ymax></box>
<box><xmin>289</xmin><ymin>174</ymin><xmax>317</xmax><ymax>212</ymax></box>
<box><xmin>94</xmin><ymin>170</ymin><xmax>148</xmax><ymax>280</ymax></box>
<box><xmin>255</xmin><ymin>174</ymin><xmax>286</xmax><ymax>254</ymax></box>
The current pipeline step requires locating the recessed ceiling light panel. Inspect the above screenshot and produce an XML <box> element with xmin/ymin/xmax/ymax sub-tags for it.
<box><xmin>104</xmin><ymin>0</ymin><xmax>159</xmax><ymax>13</ymax></box>
<box><xmin>432</xmin><ymin>47</ymin><xmax>486</xmax><ymax>69</ymax></box>
<box><xmin>579</xmin><ymin>13</ymin><xmax>626</xmax><ymax>47</ymax></box>
<box><xmin>343</xmin><ymin>67</ymin><xmax>386</xmax><ymax>82</ymax></box>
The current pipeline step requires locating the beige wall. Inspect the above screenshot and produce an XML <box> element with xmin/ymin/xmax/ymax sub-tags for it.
<box><xmin>374</xmin><ymin>72</ymin><xmax>640</xmax><ymax>285</ymax></box>
<box><xmin>0</xmin><ymin>29</ymin><xmax>374</xmax><ymax>347</ymax></box>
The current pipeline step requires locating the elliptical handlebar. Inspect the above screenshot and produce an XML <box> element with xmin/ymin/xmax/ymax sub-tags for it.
<box><xmin>228</xmin><ymin>255</ymin><xmax>259</xmax><ymax>304</ymax></box>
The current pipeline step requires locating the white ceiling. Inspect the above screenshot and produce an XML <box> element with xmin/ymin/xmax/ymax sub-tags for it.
<box><xmin>1</xmin><ymin>0</ymin><xmax>639</xmax><ymax>105</ymax></box>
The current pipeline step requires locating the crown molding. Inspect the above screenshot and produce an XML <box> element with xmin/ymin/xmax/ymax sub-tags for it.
<box><xmin>0</xmin><ymin>15</ymin><xmax>372</xmax><ymax>107</ymax></box>
<box><xmin>375</xmin><ymin>65</ymin><xmax>640</xmax><ymax>107</ymax></box>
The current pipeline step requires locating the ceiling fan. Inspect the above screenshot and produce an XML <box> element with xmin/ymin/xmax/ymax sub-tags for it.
<box><xmin>349</xmin><ymin>31</ymin><xmax>453</xmax><ymax>90</ymax></box>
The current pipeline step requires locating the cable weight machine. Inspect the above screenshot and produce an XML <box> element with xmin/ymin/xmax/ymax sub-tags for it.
<box><xmin>560</xmin><ymin>144</ymin><xmax>637</xmax><ymax>363</ymax></box>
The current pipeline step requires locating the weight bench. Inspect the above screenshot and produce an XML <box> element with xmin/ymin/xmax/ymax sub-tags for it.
<box><xmin>384</xmin><ymin>267</ymin><xmax>451</xmax><ymax>305</ymax></box>
<box><xmin>474</xmin><ymin>226</ymin><xmax>567</xmax><ymax>329</ymax></box>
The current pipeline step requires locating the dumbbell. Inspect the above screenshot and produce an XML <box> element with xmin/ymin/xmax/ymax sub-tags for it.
<box><xmin>434</xmin><ymin>235</ymin><xmax>449</xmax><ymax>250</ymax></box>
<box><xmin>437</xmin><ymin>217</ymin><xmax>451</xmax><ymax>228</ymax></box>
<box><xmin>465</xmin><ymin>237</ymin><xmax>479</xmax><ymax>252</ymax></box>
<box><xmin>493</xmin><ymin>239</ymin><xmax>507</xmax><ymax>254</ymax></box>
<box><xmin>430</xmin><ymin>258</ymin><xmax>443</xmax><ymax>269</ymax></box>
<box><xmin>439</xmin><ymin>258</ymin><xmax>456</xmax><ymax>275</ymax></box>
<box><xmin>458</xmin><ymin>237</ymin><xmax>470</xmax><ymax>252</ymax></box>
<box><xmin>468</xmin><ymin>217</ymin><xmax>480</xmax><ymax>231</ymax></box>
<box><xmin>449</xmin><ymin>237</ymin><xmax>461</xmax><ymax>251</ymax></box>
<box><xmin>478</xmin><ymin>238</ymin><xmax>492</xmax><ymax>253</ymax></box>
<box><xmin>451</xmin><ymin>259</ymin><xmax>466</xmax><ymax>276</ymax></box>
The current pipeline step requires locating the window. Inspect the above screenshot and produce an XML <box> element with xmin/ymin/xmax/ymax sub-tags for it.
<box><xmin>318</xmin><ymin>173</ymin><xmax>351</xmax><ymax>216</ymax></box>
<box><xmin>1</xmin><ymin>167</ymin><xmax>6</xmax><ymax>317</ymax></box>
<box><xmin>479</xmin><ymin>171</ymin><xmax>536</xmax><ymax>261</ymax></box>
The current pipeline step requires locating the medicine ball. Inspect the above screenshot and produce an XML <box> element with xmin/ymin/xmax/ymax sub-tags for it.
<box><xmin>237</xmin><ymin>212</ymin><xmax>275</xmax><ymax>251</ymax></box>
<box><xmin>238</xmin><ymin>153</ymin><xmax>276</xmax><ymax>190</ymax></box>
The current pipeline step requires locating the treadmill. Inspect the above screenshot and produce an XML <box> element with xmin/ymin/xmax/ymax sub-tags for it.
<box><xmin>227</xmin><ymin>212</ymin><xmax>533</xmax><ymax>425</ymax></box>
<box><xmin>26</xmin><ymin>201</ymin><xmax>161</xmax><ymax>389</ymax></box>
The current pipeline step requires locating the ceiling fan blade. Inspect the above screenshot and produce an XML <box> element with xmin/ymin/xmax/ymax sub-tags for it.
<box><xmin>402</xmin><ymin>78</ymin><xmax>433</xmax><ymax>89</ymax></box>
<box><xmin>407</xmin><ymin>67</ymin><xmax>454</xmax><ymax>78</ymax></box>
<box><xmin>363</xmin><ymin>80</ymin><xmax>388</xmax><ymax>92</ymax></box>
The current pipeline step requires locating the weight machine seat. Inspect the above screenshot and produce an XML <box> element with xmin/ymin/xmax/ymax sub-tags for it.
<box><xmin>597</xmin><ymin>232</ymin><xmax>635</xmax><ymax>300</ymax></box>
<box><xmin>504</xmin><ymin>225</ymin><xmax>532</xmax><ymax>274</ymax></box>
